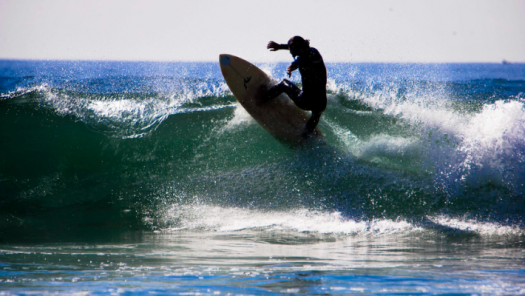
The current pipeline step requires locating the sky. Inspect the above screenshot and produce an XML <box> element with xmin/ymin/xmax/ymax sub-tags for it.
<box><xmin>1</xmin><ymin>0</ymin><xmax>524</xmax><ymax>63</ymax></box>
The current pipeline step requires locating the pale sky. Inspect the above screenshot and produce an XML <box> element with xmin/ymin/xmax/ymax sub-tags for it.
<box><xmin>1</xmin><ymin>0</ymin><xmax>524</xmax><ymax>63</ymax></box>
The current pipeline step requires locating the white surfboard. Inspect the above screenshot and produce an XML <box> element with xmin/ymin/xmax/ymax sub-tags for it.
<box><xmin>219</xmin><ymin>54</ymin><xmax>323</xmax><ymax>145</ymax></box>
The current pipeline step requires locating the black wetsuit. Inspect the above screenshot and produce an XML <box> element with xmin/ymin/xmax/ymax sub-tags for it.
<box><xmin>266</xmin><ymin>47</ymin><xmax>327</xmax><ymax>135</ymax></box>
<box><xmin>267</xmin><ymin>47</ymin><xmax>327</xmax><ymax>112</ymax></box>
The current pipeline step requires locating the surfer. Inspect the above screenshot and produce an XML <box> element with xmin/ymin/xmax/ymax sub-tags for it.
<box><xmin>260</xmin><ymin>36</ymin><xmax>327</xmax><ymax>138</ymax></box>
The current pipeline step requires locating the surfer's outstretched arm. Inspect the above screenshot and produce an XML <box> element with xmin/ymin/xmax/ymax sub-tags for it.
<box><xmin>267</xmin><ymin>41</ymin><xmax>289</xmax><ymax>51</ymax></box>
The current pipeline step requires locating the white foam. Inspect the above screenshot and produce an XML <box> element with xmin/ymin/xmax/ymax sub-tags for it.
<box><xmin>323</xmin><ymin>118</ymin><xmax>359</xmax><ymax>149</ymax></box>
<box><xmin>27</xmin><ymin>81</ymin><xmax>232</xmax><ymax>138</ymax></box>
<box><xmin>160</xmin><ymin>204</ymin><xmax>420</xmax><ymax>236</ymax></box>
<box><xmin>334</xmin><ymin>79</ymin><xmax>525</xmax><ymax>192</ymax></box>
<box><xmin>428</xmin><ymin>215</ymin><xmax>524</xmax><ymax>236</ymax></box>
<box><xmin>257</xmin><ymin>63</ymin><xmax>278</xmax><ymax>80</ymax></box>
<box><xmin>354</xmin><ymin>134</ymin><xmax>421</xmax><ymax>162</ymax></box>
<box><xmin>86</xmin><ymin>97</ymin><xmax>173</xmax><ymax>125</ymax></box>
<box><xmin>420</xmin><ymin>100</ymin><xmax>525</xmax><ymax>193</ymax></box>
<box><xmin>358</xmin><ymin>87</ymin><xmax>466</xmax><ymax>135</ymax></box>
<box><xmin>455</xmin><ymin>100</ymin><xmax>525</xmax><ymax>186</ymax></box>
<box><xmin>222</xmin><ymin>104</ymin><xmax>256</xmax><ymax>131</ymax></box>
<box><xmin>157</xmin><ymin>204</ymin><xmax>524</xmax><ymax>237</ymax></box>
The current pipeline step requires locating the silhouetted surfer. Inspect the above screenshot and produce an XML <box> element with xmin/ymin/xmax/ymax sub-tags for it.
<box><xmin>260</xmin><ymin>36</ymin><xmax>327</xmax><ymax>138</ymax></box>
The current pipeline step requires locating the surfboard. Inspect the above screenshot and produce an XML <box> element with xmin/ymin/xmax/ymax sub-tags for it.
<box><xmin>219</xmin><ymin>54</ymin><xmax>323</xmax><ymax>145</ymax></box>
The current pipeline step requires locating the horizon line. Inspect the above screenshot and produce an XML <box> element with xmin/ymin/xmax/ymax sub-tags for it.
<box><xmin>1</xmin><ymin>57</ymin><xmax>523</xmax><ymax>65</ymax></box>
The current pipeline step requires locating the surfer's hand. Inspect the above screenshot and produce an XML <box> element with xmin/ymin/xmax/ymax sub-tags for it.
<box><xmin>267</xmin><ymin>41</ymin><xmax>280</xmax><ymax>51</ymax></box>
<box><xmin>286</xmin><ymin>64</ymin><xmax>296</xmax><ymax>78</ymax></box>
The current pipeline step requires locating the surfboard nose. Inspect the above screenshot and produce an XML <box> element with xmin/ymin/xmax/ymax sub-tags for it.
<box><xmin>219</xmin><ymin>54</ymin><xmax>231</xmax><ymax>66</ymax></box>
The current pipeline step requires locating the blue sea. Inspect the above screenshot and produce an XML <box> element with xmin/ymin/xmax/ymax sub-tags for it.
<box><xmin>0</xmin><ymin>59</ymin><xmax>524</xmax><ymax>295</ymax></box>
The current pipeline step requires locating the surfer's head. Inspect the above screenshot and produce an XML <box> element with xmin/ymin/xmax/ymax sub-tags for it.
<box><xmin>288</xmin><ymin>36</ymin><xmax>310</xmax><ymax>57</ymax></box>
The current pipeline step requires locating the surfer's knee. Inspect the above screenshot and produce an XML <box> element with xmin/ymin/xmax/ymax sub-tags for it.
<box><xmin>279</xmin><ymin>81</ymin><xmax>301</xmax><ymax>101</ymax></box>
<box><xmin>265</xmin><ymin>80</ymin><xmax>297</xmax><ymax>102</ymax></box>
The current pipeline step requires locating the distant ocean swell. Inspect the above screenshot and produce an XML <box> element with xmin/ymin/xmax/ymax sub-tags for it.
<box><xmin>0</xmin><ymin>61</ymin><xmax>524</xmax><ymax>241</ymax></box>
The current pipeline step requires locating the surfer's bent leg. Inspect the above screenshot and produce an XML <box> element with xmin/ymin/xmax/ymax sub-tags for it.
<box><xmin>262</xmin><ymin>79</ymin><xmax>301</xmax><ymax>102</ymax></box>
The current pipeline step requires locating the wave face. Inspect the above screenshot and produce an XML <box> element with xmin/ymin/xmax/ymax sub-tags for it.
<box><xmin>1</xmin><ymin>60</ymin><xmax>524</xmax><ymax>241</ymax></box>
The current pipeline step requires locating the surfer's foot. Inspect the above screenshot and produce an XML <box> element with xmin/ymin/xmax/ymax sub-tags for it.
<box><xmin>255</xmin><ymin>85</ymin><xmax>268</xmax><ymax>105</ymax></box>
<box><xmin>301</xmin><ymin>129</ymin><xmax>314</xmax><ymax>141</ymax></box>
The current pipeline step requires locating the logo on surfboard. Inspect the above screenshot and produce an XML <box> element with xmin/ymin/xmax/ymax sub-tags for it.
<box><xmin>243</xmin><ymin>76</ymin><xmax>251</xmax><ymax>90</ymax></box>
<box><xmin>221</xmin><ymin>55</ymin><xmax>252</xmax><ymax>90</ymax></box>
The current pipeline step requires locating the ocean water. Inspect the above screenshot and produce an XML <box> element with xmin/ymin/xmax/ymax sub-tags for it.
<box><xmin>0</xmin><ymin>59</ymin><xmax>524</xmax><ymax>295</ymax></box>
